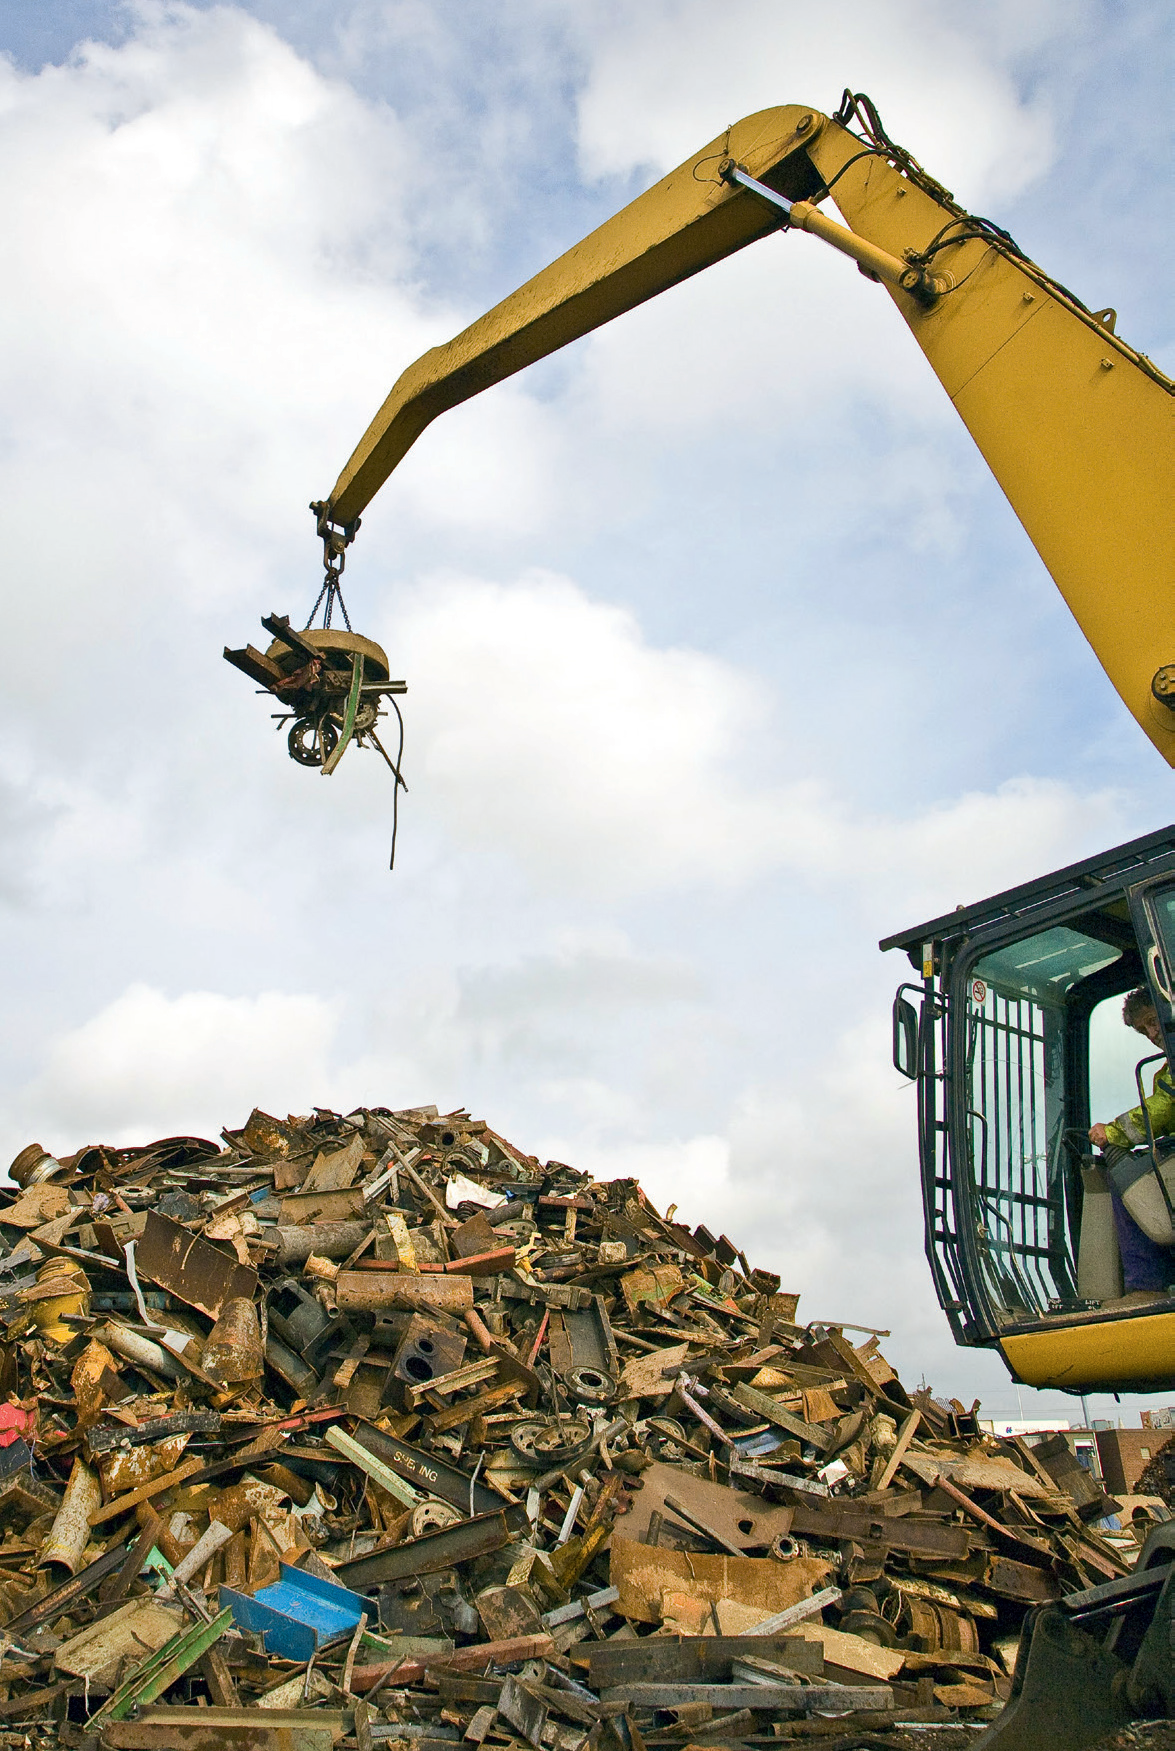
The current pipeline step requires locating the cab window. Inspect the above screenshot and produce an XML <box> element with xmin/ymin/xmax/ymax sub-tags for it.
<box><xmin>964</xmin><ymin>926</ymin><xmax>1123</xmax><ymax>1319</ymax></box>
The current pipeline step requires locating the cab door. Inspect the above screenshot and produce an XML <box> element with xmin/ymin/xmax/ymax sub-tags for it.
<box><xmin>1127</xmin><ymin>878</ymin><xmax>1175</xmax><ymax>1062</ymax></box>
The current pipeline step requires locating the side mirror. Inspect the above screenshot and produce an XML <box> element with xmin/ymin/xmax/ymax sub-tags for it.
<box><xmin>893</xmin><ymin>992</ymin><xmax>919</xmax><ymax>1080</ymax></box>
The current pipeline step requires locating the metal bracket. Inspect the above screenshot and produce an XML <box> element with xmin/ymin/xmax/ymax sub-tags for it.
<box><xmin>719</xmin><ymin>161</ymin><xmax>795</xmax><ymax>224</ymax></box>
<box><xmin>310</xmin><ymin>500</ymin><xmax>361</xmax><ymax>557</ymax></box>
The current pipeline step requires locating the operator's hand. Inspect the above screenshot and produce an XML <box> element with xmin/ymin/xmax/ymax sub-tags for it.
<box><xmin>1089</xmin><ymin>1123</ymin><xmax>1110</xmax><ymax>1148</ymax></box>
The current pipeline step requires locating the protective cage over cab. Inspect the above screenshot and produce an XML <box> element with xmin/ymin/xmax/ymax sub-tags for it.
<box><xmin>883</xmin><ymin>825</ymin><xmax>1175</xmax><ymax>1395</ymax></box>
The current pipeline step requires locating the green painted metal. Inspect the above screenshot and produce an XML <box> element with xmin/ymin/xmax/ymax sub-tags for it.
<box><xmin>322</xmin><ymin>652</ymin><xmax>364</xmax><ymax>776</ymax></box>
<box><xmin>90</xmin><ymin>1605</ymin><xmax>233</xmax><ymax>1724</ymax></box>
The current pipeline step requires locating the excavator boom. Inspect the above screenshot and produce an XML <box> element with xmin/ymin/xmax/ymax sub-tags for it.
<box><xmin>324</xmin><ymin>97</ymin><xmax>1175</xmax><ymax>766</ymax></box>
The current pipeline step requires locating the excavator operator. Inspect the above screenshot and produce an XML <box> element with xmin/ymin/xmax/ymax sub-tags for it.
<box><xmin>1091</xmin><ymin>989</ymin><xmax>1175</xmax><ymax>1301</ymax></box>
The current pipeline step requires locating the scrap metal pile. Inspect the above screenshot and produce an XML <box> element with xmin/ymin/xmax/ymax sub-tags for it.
<box><xmin>0</xmin><ymin>1104</ymin><xmax>1147</xmax><ymax>1748</ymax></box>
<box><xmin>1138</xmin><ymin>1439</ymin><xmax>1175</xmax><ymax>1508</ymax></box>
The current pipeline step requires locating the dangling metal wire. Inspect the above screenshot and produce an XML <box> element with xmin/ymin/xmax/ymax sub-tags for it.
<box><xmin>369</xmin><ymin>699</ymin><xmax>408</xmax><ymax>869</ymax></box>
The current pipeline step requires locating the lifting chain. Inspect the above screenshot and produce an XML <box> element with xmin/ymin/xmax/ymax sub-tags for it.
<box><xmin>306</xmin><ymin>501</ymin><xmax>361</xmax><ymax>632</ymax></box>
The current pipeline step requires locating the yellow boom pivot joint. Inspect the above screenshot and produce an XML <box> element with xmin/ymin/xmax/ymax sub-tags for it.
<box><xmin>719</xmin><ymin>161</ymin><xmax>950</xmax><ymax>308</ymax></box>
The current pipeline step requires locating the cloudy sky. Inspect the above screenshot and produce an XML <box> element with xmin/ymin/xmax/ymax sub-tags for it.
<box><xmin>0</xmin><ymin>0</ymin><xmax>1171</xmax><ymax>1425</ymax></box>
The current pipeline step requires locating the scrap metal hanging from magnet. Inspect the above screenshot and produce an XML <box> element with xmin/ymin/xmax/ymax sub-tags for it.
<box><xmin>223</xmin><ymin>504</ymin><xmax>408</xmax><ymax>865</ymax></box>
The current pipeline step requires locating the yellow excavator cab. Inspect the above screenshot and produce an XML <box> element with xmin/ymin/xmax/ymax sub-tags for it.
<box><xmin>883</xmin><ymin>825</ymin><xmax>1175</xmax><ymax>1395</ymax></box>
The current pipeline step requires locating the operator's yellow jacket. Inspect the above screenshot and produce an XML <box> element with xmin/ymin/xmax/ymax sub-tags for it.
<box><xmin>1107</xmin><ymin>1061</ymin><xmax>1175</xmax><ymax>1149</ymax></box>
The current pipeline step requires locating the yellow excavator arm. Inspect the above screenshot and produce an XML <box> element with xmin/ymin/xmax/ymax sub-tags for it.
<box><xmin>321</xmin><ymin>94</ymin><xmax>1175</xmax><ymax>765</ymax></box>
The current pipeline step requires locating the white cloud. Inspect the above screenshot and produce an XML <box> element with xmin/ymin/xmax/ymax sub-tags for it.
<box><xmin>532</xmin><ymin>0</ymin><xmax>1071</xmax><ymax>491</ymax></box>
<box><xmin>0</xmin><ymin>4</ymin><xmax>413</xmax><ymax>448</ymax></box>
<box><xmin>389</xmin><ymin>567</ymin><xmax>793</xmax><ymax>894</ymax></box>
<box><xmin>0</xmin><ymin>1</ymin><xmax>469</xmax><ymax>685</ymax></box>
<box><xmin>16</xmin><ymin>983</ymin><xmax>339</xmax><ymax>1149</ymax></box>
<box><xmin>541</xmin><ymin>1131</ymin><xmax>732</xmax><ymax>1220</ymax></box>
<box><xmin>456</xmin><ymin>936</ymin><xmax>701</xmax><ymax>1026</ymax></box>
<box><xmin>492</xmin><ymin>254</ymin><xmax>952</xmax><ymax>572</ymax></box>
<box><xmin>384</xmin><ymin>563</ymin><xmax>1128</xmax><ymax>902</ymax></box>
<box><xmin>853</xmin><ymin>775</ymin><xmax>1128</xmax><ymax>930</ymax></box>
<box><xmin>575</xmin><ymin>0</ymin><xmax>1057</xmax><ymax>205</ymax></box>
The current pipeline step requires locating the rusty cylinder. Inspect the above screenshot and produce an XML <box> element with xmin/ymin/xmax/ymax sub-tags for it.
<box><xmin>8</xmin><ymin>1144</ymin><xmax>67</xmax><ymax>1188</ymax></box>
<box><xmin>202</xmin><ymin>1297</ymin><xmax>264</xmax><ymax>1382</ymax></box>
<box><xmin>39</xmin><ymin>1458</ymin><xmax>102</xmax><ymax>1574</ymax></box>
<box><xmin>272</xmin><ymin>1222</ymin><xmax>369</xmax><ymax>1267</ymax></box>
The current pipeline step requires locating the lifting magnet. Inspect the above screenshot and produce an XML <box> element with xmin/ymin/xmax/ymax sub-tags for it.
<box><xmin>224</xmin><ymin>615</ymin><xmax>406</xmax><ymax>776</ymax></box>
